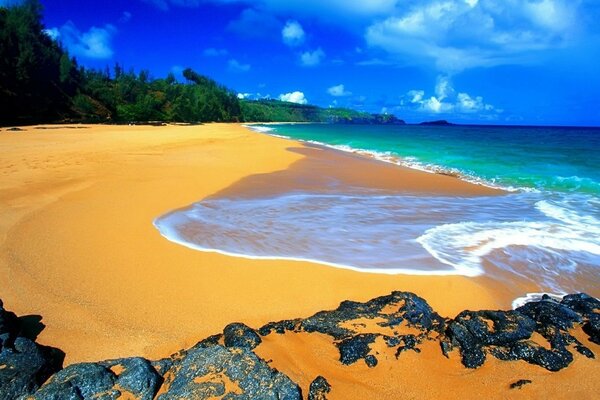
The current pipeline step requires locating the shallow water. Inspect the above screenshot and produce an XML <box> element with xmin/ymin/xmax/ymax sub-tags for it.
<box><xmin>154</xmin><ymin>124</ymin><xmax>600</xmax><ymax>302</ymax></box>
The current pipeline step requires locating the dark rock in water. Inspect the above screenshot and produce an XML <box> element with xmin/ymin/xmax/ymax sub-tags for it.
<box><xmin>31</xmin><ymin>357</ymin><xmax>162</xmax><ymax>400</ymax></box>
<box><xmin>0</xmin><ymin>301</ymin><xmax>64</xmax><ymax>400</ymax></box>
<box><xmin>156</xmin><ymin>344</ymin><xmax>301</xmax><ymax>400</ymax></box>
<box><xmin>510</xmin><ymin>379</ymin><xmax>532</xmax><ymax>390</ymax></box>
<box><xmin>308</xmin><ymin>376</ymin><xmax>331</xmax><ymax>400</ymax></box>
<box><xmin>223</xmin><ymin>322</ymin><xmax>262</xmax><ymax>350</ymax></box>
<box><xmin>337</xmin><ymin>334</ymin><xmax>378</xmax><ymax>366</ymax></box>
<box><xmin>6</xmin><ymin>127</ymin><xmax>24</xmax><ymax>132</ymax></box>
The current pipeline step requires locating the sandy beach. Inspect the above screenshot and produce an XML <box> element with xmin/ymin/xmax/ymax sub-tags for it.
<box><xmin>1</xmin><ymin>123</ymin><xmax>597</xmax><ymax>398</ymax></box>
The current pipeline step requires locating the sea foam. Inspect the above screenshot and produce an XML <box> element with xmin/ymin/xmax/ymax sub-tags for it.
<box><xmin>155</xmin><ymin>191</ymin><xmax>600</xmax><ymax>294</ymax></box>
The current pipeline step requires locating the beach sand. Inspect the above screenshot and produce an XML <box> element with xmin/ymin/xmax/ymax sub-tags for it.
<box><xmin>1</xmin><ymin>123</ymin><xmax>597</xmax><ymax>398</ymax></box>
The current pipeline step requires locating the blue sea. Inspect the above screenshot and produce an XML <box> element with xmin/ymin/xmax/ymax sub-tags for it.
<box><xmin>155</xmin><ymin>123</ymin><xmax>600</xmax><ymax>305</ymax></box>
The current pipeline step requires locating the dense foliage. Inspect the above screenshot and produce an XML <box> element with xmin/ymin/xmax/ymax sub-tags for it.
<box><xmin>0</xmin><ymin>0</ymin><xmax>403</xmax><ymax>126</ymax></box>
<box><xmin>240</xmin><ymin>100</ymin><xmax>404</xmax><ymax>124</ymax></box>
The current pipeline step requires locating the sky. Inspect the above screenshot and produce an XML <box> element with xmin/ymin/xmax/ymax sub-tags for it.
<box><xmin>29</xmin><ymin>0</ymin><xmax>600</xmax><ymax>125</ymax></box>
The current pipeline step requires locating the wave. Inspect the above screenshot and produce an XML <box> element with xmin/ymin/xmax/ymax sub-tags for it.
<box><xmin>417</xmin><ymin>194</ymin><xmax>600</xmax><ymax>294</ymax></box>
<box><xmin>243</xmin><ymin>124</ymin><xmax>275</xmax><ymax>133</ymax></box>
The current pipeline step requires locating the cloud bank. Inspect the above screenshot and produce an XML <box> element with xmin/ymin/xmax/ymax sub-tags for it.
<box><xmin>406</xmin><ymin>76</ymin><xmax>500</xmax><ymax>115</ymax></box>
<box><xmin>282</xmin><ymin>20</ymin><xmax>305</xmax><ymax>46</ymax></box>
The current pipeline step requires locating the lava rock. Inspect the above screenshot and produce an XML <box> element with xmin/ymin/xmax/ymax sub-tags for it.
<box><xmin>0</xmin><ymin>301</ymin><xmax>64</xmax><ymax>400</ymax></box>
<box><xmin>156</xmin><ymin>344</ymin><xmax>301</xmax><ymax>399</ymax></box>
<box><xmin>308</xmin><ymin>376</ymin><xmax>331</xmax><ymax>400</ymax></box>
<box><xmin>337</xmin><ymin>334</ymin><xmax>378</xmax><ymax>366</ymax></box>
<box><xmin>30</xmin><ymin>363</ymin><xmax>117</xmax><ymax>399</ymax></box>
<box><xmin>301</xmin><ymin>291</ymin><xmax>445</xmax><ymax>340</ymax></box>
<box><xmin>259</xmin><ymin>319</ymin><xmax>302</xmax><ymax>336</ymax></box>
<box><xmin>510</xmin><ymin>379</ymin><xmax>532</xmax><ymax>389</ymax></box>
<box><xmin>223</xmin><ymin>323</ymin><xmax>262</xmax><ymax>350</ymax></box>
<box><xmin>517</xmin><ymin>296</ymin><xmax>581</xmax><ymax>333</ymax></box>
<box><xmin>395</xmin><ymin>334</ymin><xmax>420</xmax><ymax>358</ymax></box>
<box><xmin>31</xmin><ymin>357</ymin><xmax>161</xmax><ymax>400</ymax></box>
<box><xmin>102</xmin><ymin>358</ymin><xmax>162</xmax><ymax>399</ymax></box>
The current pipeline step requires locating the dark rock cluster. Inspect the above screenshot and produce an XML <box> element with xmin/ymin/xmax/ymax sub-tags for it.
<box><xmin>0</xmin><ymin>291</ymin><xmax>598</xmax><ymax>399</ymax></box>
<box><xmin>442</xmin><ymin>293</ymin><xmax>599</xmax><ymax>371</ymax></box>
<box><xmin>260</xmin><ymin>291</ymin><xmax>446</xmax><ymax>368</ymax></box>
<box><xmin>0</xmin><ymin>300</ymin><xmax>64</xmax><ymax>400</ymax></box>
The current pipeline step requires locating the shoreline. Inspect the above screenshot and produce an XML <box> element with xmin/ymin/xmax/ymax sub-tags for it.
<box><xmin>246</xmin><ymin>123</ymin><xmax>518</xmax><ymax>192</ymax></box>
<box><xmin>0</xmin><ymin>123</ymin><xmax>560</xmax><ymax>367</ymax></box>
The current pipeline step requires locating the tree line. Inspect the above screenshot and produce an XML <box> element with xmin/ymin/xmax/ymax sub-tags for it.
<box><xmin>0</xmin><ymin>0</ymin><xmax>403</xmax><ymax>126</ymax></box>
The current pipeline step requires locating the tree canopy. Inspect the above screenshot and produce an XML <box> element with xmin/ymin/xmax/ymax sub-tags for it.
<box><xmin>0</xmin><ymin>0</ymin><xmax>402</xmax><ymax>126</ymax></box>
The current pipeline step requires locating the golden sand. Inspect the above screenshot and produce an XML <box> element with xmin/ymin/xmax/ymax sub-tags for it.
<box><xmin>0</xmin><ymin>123</ymin><xmax>597</xmax><ymax>398</ymax></box>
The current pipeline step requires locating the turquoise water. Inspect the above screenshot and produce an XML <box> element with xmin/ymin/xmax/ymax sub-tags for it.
<box><xmin>265</xmin><ymin>124</ymin><xmax>600</xmax><ymax>194</ymax></box>
<box><xmin>155</xmin><ymin>124</ymin><xmax>600</xmax><ymax>302</ymax></box>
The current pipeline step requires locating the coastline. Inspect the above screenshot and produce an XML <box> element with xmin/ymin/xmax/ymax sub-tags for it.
<box><xmin>1</xmin><ymin>123</ymin><xmax>598</xmax><ymax>398</ymax></box>
<box><xmin>0</xmin><ymin>123</ymin><xmax>567</xmax><ymax>363</ymax></box>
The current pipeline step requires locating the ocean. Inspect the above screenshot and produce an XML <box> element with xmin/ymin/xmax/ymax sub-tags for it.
<box><xmin>155</xmin><ymin>123</ymin><xmax>600</xmax><ymax>305</ymax></box>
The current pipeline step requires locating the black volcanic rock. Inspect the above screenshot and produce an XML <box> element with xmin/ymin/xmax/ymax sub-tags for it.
<box><xmin>156</xmin><ymin>343</ymin><xmax>301</xmax><ymax>400</ymax></box>
<box><xmin>0</xmin><ymin>291</ymin><xmax>598</xmax><ymax>399</ymax></box>
<box><xmin>337</xmin><ymin>334</ymin><xmax>378</xmax><ymax>366</ymax></box>
<box><xmin>31</xmin><ymin>358</ymin><xmax>162</xmax><ymax>399</ymax></box>
<box><xmin>308</xmin><ymin>376</ymin><xmax>331</xmax><ymax>400</ymax></box>
<box><xmin>443</xmin><ymin>294</ymin><xmax>599</xmax><ymax>371</ymax></box>
<box><xmin>223</xmin><ymin>322</ymin><xmax>262</xmax><ymax>350</ymax></box>
<box><xmin>510</xmin><ymin>379</ymin><xmax>532</xmax><ymax>390</ymax></box>
<box><xmin>0</xmin><ymin>301</ymin><xmax>64</xmax><ymax>400</ymax></box>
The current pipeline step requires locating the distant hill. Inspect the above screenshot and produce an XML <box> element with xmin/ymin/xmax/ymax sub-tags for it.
<box><xmin>0</xmin><ymin>0</ymin><xmax>404</xmax><ymax>127</ymax></box>
<box><xmin>419</xmin><ymin>120</ymin><xmax>455</xmax><ymax>126</ymax></box>
<box><xmin>241</xmin><ymin>100</ymin><xmax>405</xmax><ymax>124</ymax></box>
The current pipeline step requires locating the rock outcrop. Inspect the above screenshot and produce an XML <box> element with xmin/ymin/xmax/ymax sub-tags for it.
<box><xmin>0</xmin><ymin>300</ymin><xmax>64</xmax><ymax>399</ymax></box>
<box><xmin>0</xmin><ymin>291</ymin><xmax>598</xmax><ymax>399</ymax></box>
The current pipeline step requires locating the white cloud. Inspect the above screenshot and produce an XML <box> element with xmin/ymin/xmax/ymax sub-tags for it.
<box><xmin>279</xmin><ymin>91</ymin><xmax>308</xmax><ymax>104</ymax></box>
<box><xmin>43</xmin><ymin>28</ymin><xmax>60</xmax><ymax>41</ymax></box>
<box><xmin>237</xmin><ymin>93</ymin><xmax>251</xmax><ymax>99</ymax></box>
<box><xmin>365</xmin><ymin>0</ymin><xmax>585</xmax><ymax>71</ymax></box>
<box><xmin>203</xmin><ymin>47</ymin><xmax>228</xmax><ymax>57</ymax></box>
<box><xmin>300</xmin><ymin>48</ymin><xmax>325</xmax><ymax>66</ymax></box>
<box><xmin>435</xmin><ymin>75</ymin><xmax>454</xmax><ymax>101</ymax></box>
<box><xmin>327</xmin><ymin>84</ymin><xmax>352</xmax><ymax>97</ymax></box>
<box><xmin>407</xmin><ymin>75</ymin><xmax>498</xmax><ymax>115</ymax></box>
<box><xmin>282</xmin><ymin>20</ymin><xmax>305</xmax><ymax>46</ymax></box>
<box><xmin>228</xmin><ymin>59</ymin><xmax>251</xmax><ymax>72</ymax></box>
<box><xmin>51</xmin><ymin>22</ymin><xmax>117</xmax><ymax>59</ymax></box>
<box><xmin>407</xmin><ymin>90</ymin><xmax>425</xmax><ymax>103</ymax></box>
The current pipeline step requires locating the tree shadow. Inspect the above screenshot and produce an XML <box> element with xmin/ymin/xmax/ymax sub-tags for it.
<box><xmin>18</xmin><ymin>315</ymin><xmax>46</xmax><ymax>341</ymax></box>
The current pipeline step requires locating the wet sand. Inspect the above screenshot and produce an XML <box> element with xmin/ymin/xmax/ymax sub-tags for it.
<box><xmin>0</xmin><ymin>123</ymin><xmax>597</xmax><ymax>398</ymax></box>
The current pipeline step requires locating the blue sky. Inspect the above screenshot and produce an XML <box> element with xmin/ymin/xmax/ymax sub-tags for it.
<box><xmin>33</xmin><ymin>0</ymin><xmax>600</xmax><ymax>125</ymax></box>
